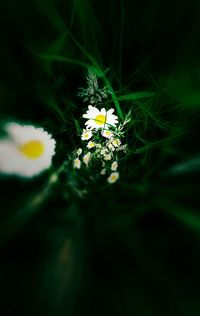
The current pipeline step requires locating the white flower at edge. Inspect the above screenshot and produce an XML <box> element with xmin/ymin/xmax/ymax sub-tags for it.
<box><xmin>87</xmin><ymin>141</ymin><xmax>96</xmax><ymax>149</ymax></box>
<box><xmin>107</xmin><ymin>172</ymin><xmax>119</xmax><ymax>184</ymax></box>
<box><xmin>112</xmin><ymin>139</ymin><xmax>121</xmax><ymax>147</ymax></box>
<box><xmin>101</xmin><ymin>129</ymin><xmax>113</xmax><ymax>139</ymax></box>
<box><xmin>77</xmin><ymin>148</ymin><xmax>82</xmax><ymax>156</ymax></box>
<box><xmin>81</xmin><ymin>129</ymin><xmax>92</xmax><ymax>141</ymax></box>
<box><xmin>83</xmin><ymin>105</ymin><xmax>118</xmax><ymax>130</ymax></box>
<box><xmin>73</xmin><ymin>158</ymin><xmax>81</xmax><ymax>169</ymax></box>
<box><xmin>111</xmin><ymin>161</ymin><xmax>118</xmax><ymax>171</ymax></box>
<box><xmin>0</xmin><ymin>122</ymin><xmax>56</xmax><ymax>178</ymax></box>
<box><xmin>104</xmin><ymin>154</ymin><xmax>112</xmax><ymax>161</ymax></box>
<box><xmin>83</xmin><ymin>152</ymin><xmax>91</xmax><ymax>166</ymax></box>
<box><xmin>100</xmin><ymin>168</ymin><xmax>106</xmax><ymax>175</ymax></box>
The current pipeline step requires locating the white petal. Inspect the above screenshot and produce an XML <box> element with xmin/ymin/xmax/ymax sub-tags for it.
<box><xmin>100</xmin><ymin>108</ymin><xmax>106</xmax><ymax>115</ymax></box>
<box><xmin>6</xmin><ymin>123</ymin><xmax>55</xmax><ymax>147</ymax></box>
<box><xmin>107</xmin><ymin>108</ymin><xmax>115</xmax><ymax>114</ymax></box>
<box><xmin>88</xmin><ymin>105</ymin><xmax>99</xmax><ymax>113</ymax></box>
<box><xmin>0</xmin><ymin>141</ymin><xmax>22</xmax><ymax>174</ymax></box>
<box><xmin>85</xmin><ymin>119</ymin><xmax>95</xmax><ymax>127</ymax></box>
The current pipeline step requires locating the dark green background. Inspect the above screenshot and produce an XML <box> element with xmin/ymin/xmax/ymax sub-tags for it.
<box><xmin>0</xmin><ymin>0</ymin><xmax>200</xmax><ymax>315</ymax></box>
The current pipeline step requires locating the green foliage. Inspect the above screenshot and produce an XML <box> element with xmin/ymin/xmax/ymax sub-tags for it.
<box><xmin>0</xmin><ymin>0</ymin><xmax>200</xmax><ymax>315</ymax></box>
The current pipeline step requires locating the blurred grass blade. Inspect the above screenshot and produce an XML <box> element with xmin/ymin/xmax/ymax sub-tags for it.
<box><xmin>36</xmin><ymin>53</ymin><xmax>91</xmax><ymax>69</ymax></box>
<box><xmin>44</xmin><ymin>32</ymin><xmax>68</xmax><ymax>68</ymax></box>
<box><xmin>117</xmin><ymin>91</ymin><xmax>155</xmax><ymax>101</ymax></box>
<box><xmin>47</xmin><ymin>98</ymin><xmax>66</xmax><ymax>122</ymax></box>
<box><xmin>165</xmin><ymin>157</ymin><xmax>200</xmax><ymax>174</ymax></box>
<box><xmin>158</xmin><ymin>197</ymin><xmax>200</xmax><ymax>234</ymax></box>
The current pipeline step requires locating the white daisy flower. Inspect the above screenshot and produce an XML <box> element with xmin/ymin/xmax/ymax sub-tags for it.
<box><xmin>116</xmin><ymin>144</ymin><xmax>128</xmax><ymax>152</ymax></box>
<box><xmin>0</xmin><ymin>122</ymin><xmax>56</xmax><ymax>178</ymax></box>
<box><xmin>112</xmin><ymin>139</ymin><xmax>121</xmax><ymax>147</ymax></box>
<box><xmin>81</xmin><ymin>129</ymin><xmax>92</xmax><ymax>141</ymax></box>
<box><xmin>111</xmin><ymin>161</ymin><xmax>118</xmax><ymax>171</ymax></box>
<box><xmin>83</xmin><ymin>152</ymin><xmax>91</xmax><ymax>166</ymax></box>
<box><xmin>107</xmin><ymin>172</ymin><xmax>119</xmax><ymax>184</ymax></box>
<box><xmin>100</xmin><ymin>168</ymin><xmax>106</xmax><ymax>175</ymax></box>
<box><xmin>100</xmin><ymin>148</ymin><xmax>109</xmax><ymax>155</ymax></box>
<box><xmin>101</xmin><ymin>129</ymin><xmax>113</xmax><ymax>139</ymax></box>
<box><xmin>87</xmin><ymin>141</ymin><xmax>96</xmax><ymax>149</ymax></box>
<box><xmin>73</xmin><ymin>158</ymin><xmax>81</xmax><ymax>169</ymax></box>
<box><xmin>83</xmin><ymin>106</ymin><xmax>118</xmax><ymax>130</ymax></box>
<box><xmin>104</xmin><ymin>154</ymin><xmax>112</xmax><ymax>161</ymax></box>
<box><xmin>107</xmin><ymin>142</ymin><xmax>115</xmax><ymax>151</ymax></box>
<box><xmin>77</xmin><ymin>148</ymin><xmax>82</xmax><ymax>156</ymax></box>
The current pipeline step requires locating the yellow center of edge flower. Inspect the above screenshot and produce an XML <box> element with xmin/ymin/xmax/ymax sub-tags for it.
<box><xmin>19</xmin><ymin>140</ymin><xmax>44</xmax><ymax>159</ymax></box>
<box><xmin>94</xmin><ymin>114</ymin><xmax>106</xmax><ymax>125</ymax></box>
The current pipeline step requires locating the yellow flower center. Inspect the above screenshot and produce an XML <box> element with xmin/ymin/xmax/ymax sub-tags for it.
<box><xmin>111</xmin><ymin>175</ymin><xmax>116</xmax><ymax>181</ymax></box>
<box><xmin>19</xmin><ymin>140</ymin><xmax>44</xmax><ymax>159</ymax></box>
<box><xmin>94</xmin><ymin>114</ymin><xmax>106</xmax><ymax>125</ymax></box>
<box><xmin>88</xmin><ymin>142</ymin><xmax>95</xmax><ymax>148</ymax></box>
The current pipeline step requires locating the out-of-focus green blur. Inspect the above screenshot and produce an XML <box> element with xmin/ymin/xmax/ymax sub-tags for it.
<box><xmin>0</xmin><ymin>0</ymin><xmax>200</xmax><ymax>315</ymax></box>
